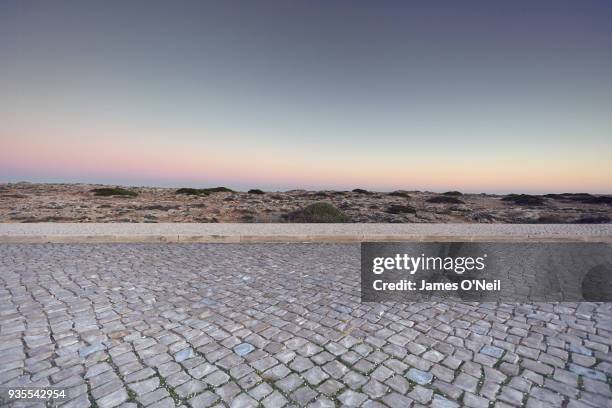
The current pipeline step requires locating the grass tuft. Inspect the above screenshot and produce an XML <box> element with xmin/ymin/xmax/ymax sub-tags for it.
<box><xmin>285</xmin><ymin>202</ymin><xmax>351</xmax><ymax>223</ymax></box>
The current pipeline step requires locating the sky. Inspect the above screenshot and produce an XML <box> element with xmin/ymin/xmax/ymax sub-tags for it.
<box><xmin>1</xmin><ymin>1</ymin><xmax>611</xmax><ymax>193</ymax></box>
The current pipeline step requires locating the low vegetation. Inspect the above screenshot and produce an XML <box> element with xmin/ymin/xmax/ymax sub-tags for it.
<box><xmin>385</xmin><ymin>204</ymin><xmax>417</xmax><ymax>214</ymax></box>
<box><xmin>501</xmin><ymin>194</ymin><xmax>545</xmax><ymax>206</ymax></box>
<box><xmin>544</xmin><ymin>193</ymin><xmax>592</xmax><ymax>200</ymax></box>
<box><xmin>285</xmin><ymin>202</ymin><xmax>351</xmax><ymax>223</ymax></box>
<box><xmin>534</xmin><ymin>215</ymin><xmax>566</xmax><ymax>223</ymax></box>
<box><xmin>91</xmin><ymin>187</ymin><xmax>137</xmax><ymax>197</ymax></box>
<box><xmin>575</xmin><ymin>215</ymin><xmax>611</xmax><ymax>223</ymax></box>
<box><xmin>544</xmin><ymin>193</ymin><xmax>612</xmax><ymax>205</ymax></box>
<box><xmin>388</xmin><ymin>191</ymin><xmax>411</xmax><ymax>198</ymax></box>
<box><xmin>176</xmin><ymin>187</ymin><xmax>234</xmax><ymax>196</ymax></box>
<box><xmin>579</xmin><ymin>196</ymin><xmax>612</xmax><ymax>205</ymax></box>
<box><xmin>248</xmin><ymin>189</ymin><xmax>265</xmax><ymax>194</ymax></box>
<box><xmin>536</xmin><ymin>214</ymin><xmax>611</xmax><ymax>224</ymax></box>
<box><xmin>426</xmin><ymin>196</ymin><xmax>464</xmax><ymax>204</ymax></box>
<box><xmin>352</xmin><ymin>188</ymin><xmax>371</xmax><ymax>194</ymax></box>
<box><xmin>443</xmin><ymin>191</ymin><xmax>463</xmax><ymax>196</ymax></box>
<box><xmin>176</xmin><ymin>188</ymin><xmax>206</xmax><ymax>196</ymax></box>
<box><xmin>205</xmin><ymin>187</ymin><xmax>234</xmax><ymax>193</ymax></box>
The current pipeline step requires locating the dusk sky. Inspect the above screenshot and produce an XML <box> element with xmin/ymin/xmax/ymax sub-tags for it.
<box><xmin>1</xmin><ymin>1</ymin><xmax>611</xmax><ymax>193</ymax></box>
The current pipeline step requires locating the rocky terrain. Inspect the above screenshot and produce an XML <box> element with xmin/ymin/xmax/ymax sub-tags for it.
<box><xmin>0</xmin><ymin>182</ymin><xmax>610</xmax><ymax>223</ymax></box>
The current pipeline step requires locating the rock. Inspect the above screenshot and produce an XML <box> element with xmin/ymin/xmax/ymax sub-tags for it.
<box><xmin>432</xmin><ymin>395</ymin><xmax>460</xmax><ymax>408</ymax></box>
<box><xmin>174</xmin><ymin>347</ymin><xmax>195</xmax><ymax>362</ymax></box>
<box><xmin>234</xmin><ymin>343</ymin><xmax>255</xmax><ymax>356</ymax></box>
<box><xmin>568</xmin><ymin>363</ymin><xmax>606</xmax><ymax>381</ymax></box>
<box><xmin>480</xmin><ymin>345</ymin><xmax>504</xmax><ymax>358</ymax></box>
<box><xmin>78</xmin><ymin>342</ymin><xmax>105</xmax><ymax>358</ymax></box>
<box><xmin>406</xmin><ymin>368</ymin><xmax>433</xmax><ymax>385</ymax></box>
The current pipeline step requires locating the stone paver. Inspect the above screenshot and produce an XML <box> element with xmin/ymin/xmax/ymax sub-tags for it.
<box><xmin>0</xmin><ymin>243</ymin><xmax>611</xmax><ymax>407</ymax></box>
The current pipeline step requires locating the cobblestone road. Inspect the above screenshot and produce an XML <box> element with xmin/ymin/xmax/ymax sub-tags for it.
<box><xmin>1</xmin><ymin>244</ymin><xmax>611</xmax><ymax>407</ymax></box>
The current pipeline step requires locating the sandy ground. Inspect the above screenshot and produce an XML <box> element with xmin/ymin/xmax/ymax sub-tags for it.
<box><xmin>1</xmin><ymin>182</ymin><xmax>610</xmax><ymax>223</ymax></box>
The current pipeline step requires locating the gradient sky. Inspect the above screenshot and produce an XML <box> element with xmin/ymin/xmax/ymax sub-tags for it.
<box><xmin>1</xmin><ymin>1</ymin><xmax>611</xmax><ymax>193</ymax></box>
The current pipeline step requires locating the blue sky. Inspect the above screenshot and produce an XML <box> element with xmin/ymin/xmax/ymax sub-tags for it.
<box><xmin>1</xmin><ymin>1</ymin><xmax>611</xmax><ymax>192</ymax></box>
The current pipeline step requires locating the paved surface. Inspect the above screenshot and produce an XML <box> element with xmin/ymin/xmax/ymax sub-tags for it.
<box><xmin>1</xmin><ymin>243</ymin><xmax>612</xmax><ymax>408</ymax></box>
<box><xmin>1</xmin><ymin>223</ymin><xmax>611</xmax><ymax>243</ymax></box>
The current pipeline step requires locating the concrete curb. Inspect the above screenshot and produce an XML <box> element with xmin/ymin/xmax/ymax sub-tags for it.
<box><xmin>1</xmin><ymin>223</ymin><xmax>611</xmax><ymax>243</ymax></box>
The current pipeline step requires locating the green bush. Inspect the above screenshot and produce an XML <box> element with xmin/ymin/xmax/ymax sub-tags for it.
<box><xmin>426</xmin><ymin>196</ymin><xmax>464</xmax><ymax>204</ymax></box>
<box><xmin>352</xmin><ymin>188</ymin><xmax>371</xmax><ymax>194</ymax></box>
<box><xmin>543</xmin><ymin>193</ymin><xmax>611</xmax><ymax>205</ymax></box>
<box><xmin>443</xmin><ymin>191</ymin><xmax>463</xmax><ymax>196</ymax></box>
<box><xmin>176</xmin><ymin>187</ymin><xmax>234</xmax><ymax>196</ymax></box>
<box><xmin>385</xmin><ymin>204</ymin><xmax>416</xmax><ymax>214</ymax></box>
<box><xmin>580</xmin><ymin>196</ymin><xmax>612</xmax><ymax>205</ymax></box>
<box><xmin>91</xmin><ymin>187</ymin><xmax>137</xmax><ymax>197</ymax></box>
<box><xmin>248</xmin><ymin>189</ymin><xmax>265</xmax><ymax>194</ymax></box>
<box><xmin>388</xmin><ymin>191</ymin><xmax>411</xmax><ymax>198</ymax></box>
<box><xmin>535</xmin><ymin>215</ymin><xmax>566</xmax><ymax>223</ymax></box>
<box><xmin>205</xmin><ymin>187</ymin><xmax>234</xmax><ymax>193</ymax></box>
<box><xmin>286</xmin><ymin>202</ymin><xmax>351</xmax><ymax>223</ymax></box>
<box><xmin>544</xmin><ymin>193</ymin><xmax>590</xmax><ymax>200</ymax></box>
<box><xmin>501</xmin><ymin>194</ymin><xmax>545</xmax><ymax>206</ymax></box>
<box><xmin>176</xmin><ymin>188</ymin><xmax>207</xmax><ymax>196</ymax></box>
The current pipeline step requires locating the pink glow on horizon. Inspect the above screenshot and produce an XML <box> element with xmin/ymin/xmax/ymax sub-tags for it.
<box><xmin>1</xmin><ymin>130</ymin><xmax>611</xmax><ymax>193</ymax></box>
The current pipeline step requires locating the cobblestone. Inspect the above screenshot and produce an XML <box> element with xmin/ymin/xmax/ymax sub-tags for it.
<box><xmin>406</xmin><ymin>368</ymin><xmax>434</xmax><ymax>385</ymax></box>
<box><xmin>1</xmin><ymin>243</ymin><xmax>611</xmax><ymax>407</ymax></box>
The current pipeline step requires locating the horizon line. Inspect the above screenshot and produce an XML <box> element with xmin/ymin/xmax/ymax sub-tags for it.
<box><xmin>2</xmin><ymin>179</ymin><xmax>611</xmax><ymax>196</ymax></box>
